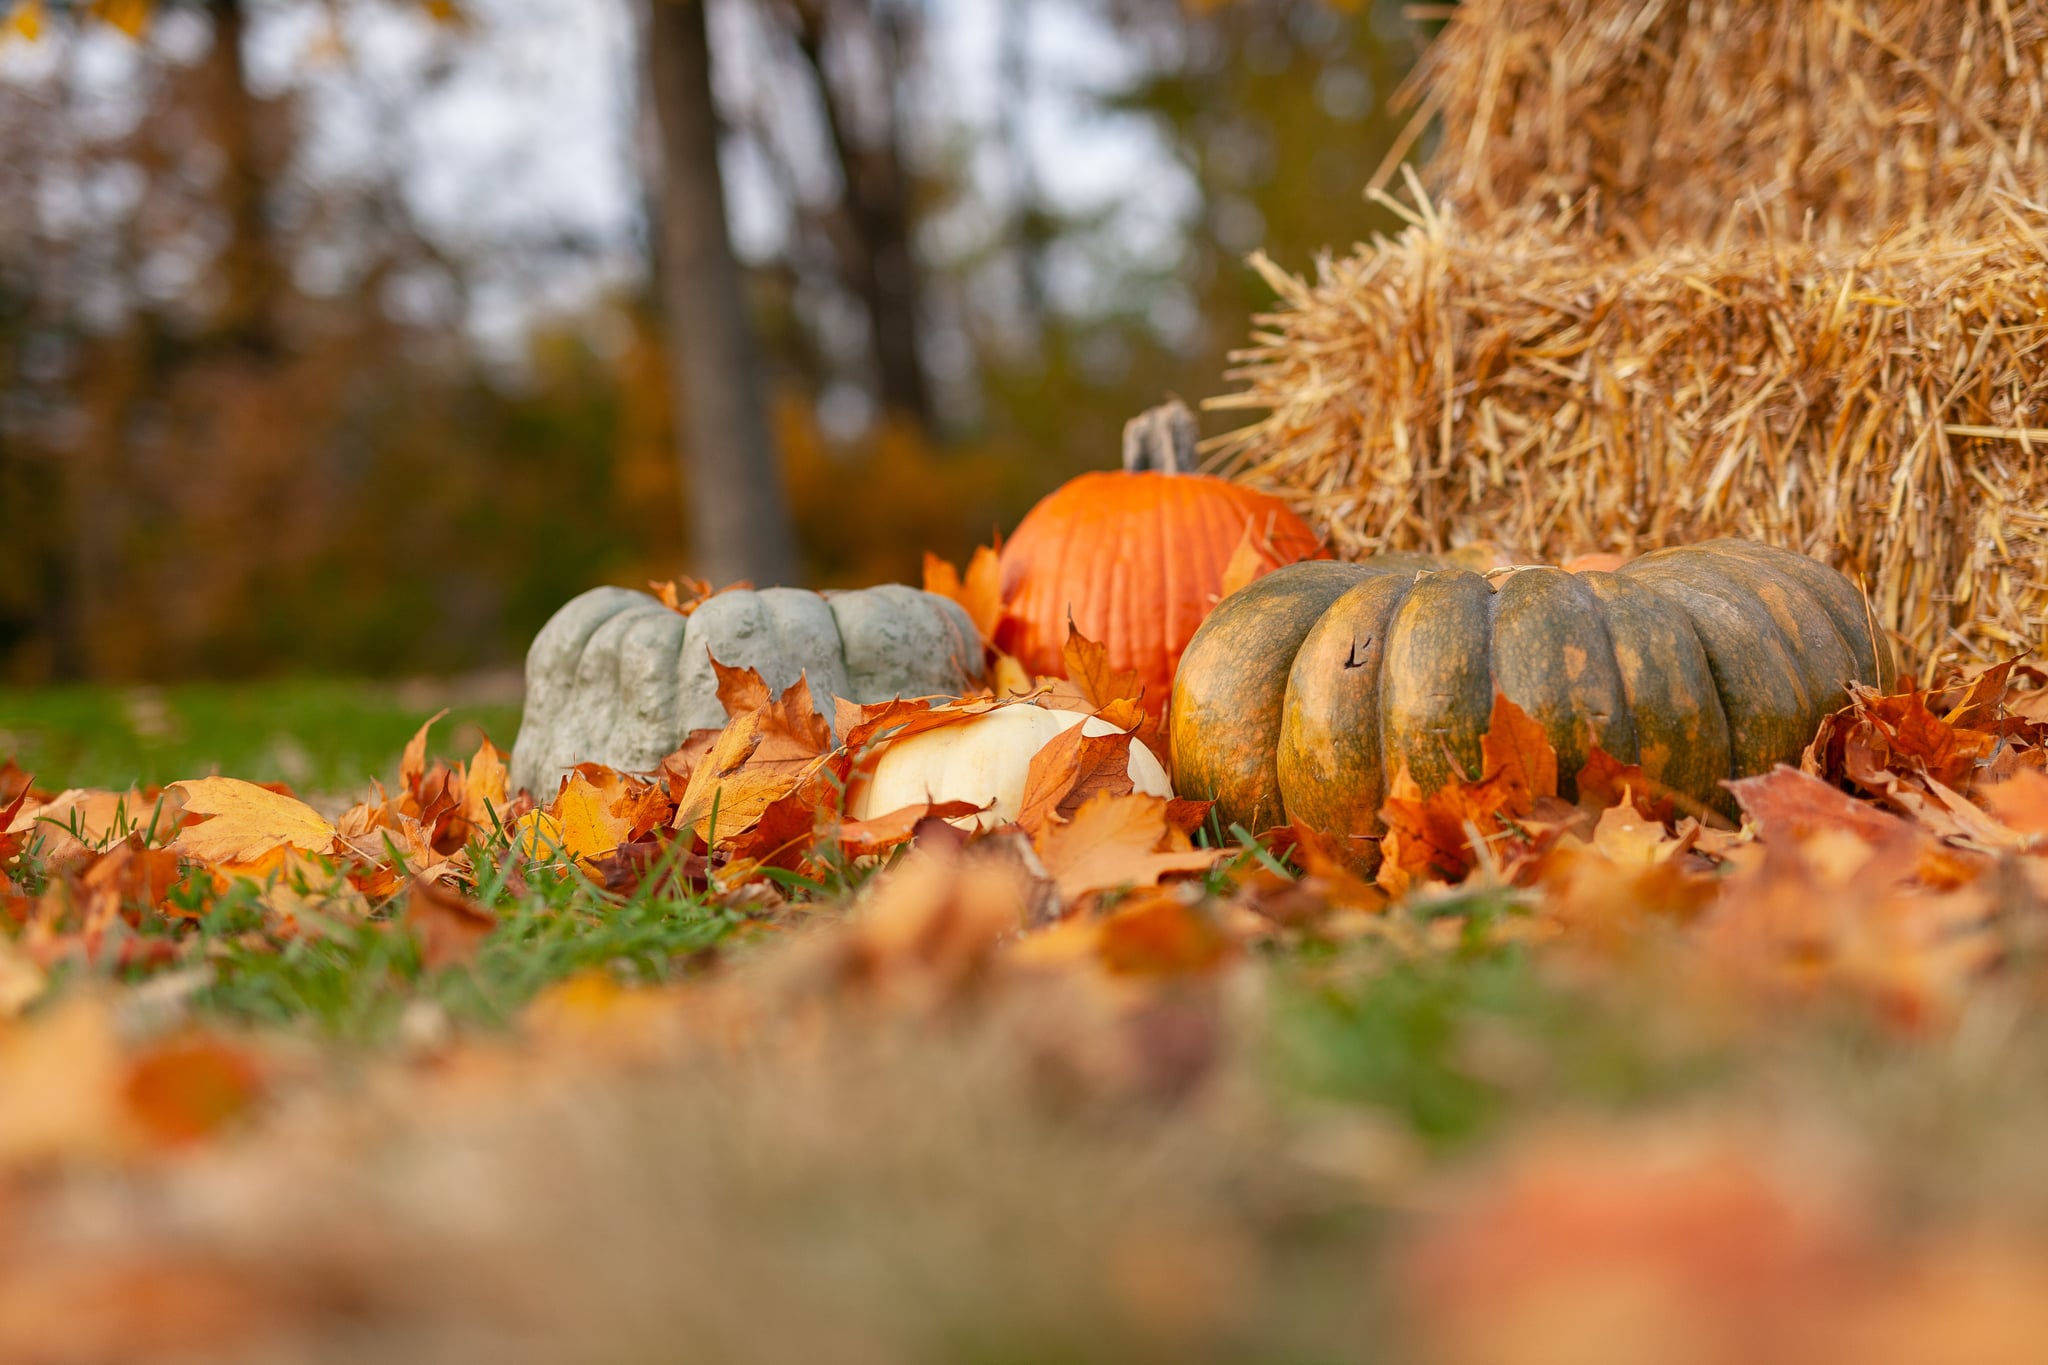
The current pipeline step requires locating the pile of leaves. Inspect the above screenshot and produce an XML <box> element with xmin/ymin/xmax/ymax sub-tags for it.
<box><xmin>8</xmin><ymin>589</ymin><xmax>2048</xmax><ymax>1360</ymax></box>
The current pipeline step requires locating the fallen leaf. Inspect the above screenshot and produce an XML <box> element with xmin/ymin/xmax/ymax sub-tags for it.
<box><xmin>833</xmin><ymin>800</ymin><xmax>990</xmax><ymax>856</ymax></box>
<box><xmin>1034</xmin><ymin>792</ymin><xmax>1221</xmax><ymax>901</ymax></box>
<box><xmin>1727</xmin><ymin>766</ymin><xmax>1918</xmax><ymax>846</ymax></box>
<box><xmin>1014</xmin><ymin>723</ymin><xmax>1139</xmax><ymax>836</ymax></box>
<box><xmin>170</xmin><ymin>777</ymin><xmax>337</xmax><ymax>863</ymax></box>
<box><xmin>1376</xmin><ymin>763</ymin><xmax>1515</xmax><ymax>894</ymax></box>
<box><xmin>650</xmin><ymin>575</ymin><xmax>753</xmax><ymax>616</ymax></box>
<box><xmin>1576</xmin><ymin>747</ymin><xmax>1678</xmax><ymax>823</ymax></box>
<box><xmin>122</xmin><ymin>1036</ymin><xmax>264</xmax><ymax>1147</ymax></box>
<box><xmin>400</xmin><ymin>708</ymin><xmax>450</xmax><ymax>793</ymax></box>
<box><xmin>1480</xmin><ymin>693</ymin><xmax>1559</xmax><ymax>814</ymax></box>
<box><xmin>403</xmin><ymin>878</ymin><xmax>497</xmax><ymax>971</ymax></box>
<box><xmin>1097</xmin><ymin>891</ymin><xmax>1236</xmax><ymax>975</ymax></box>
<box><xmin>1063</xmin><ymin>625</ymin><xmax>1148</xmax><ymax>713</ymax></box>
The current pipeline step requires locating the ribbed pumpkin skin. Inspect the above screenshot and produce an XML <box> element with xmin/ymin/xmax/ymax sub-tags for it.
<box><xmin>1170</xmin><ymin>539</ymin><xmax>1894</xmax><ymax>848</ymax></box>
<box><xmin>997</xmin><ymin>470</ymin><xmax>1324</xmax><ymax>706</ymax></box>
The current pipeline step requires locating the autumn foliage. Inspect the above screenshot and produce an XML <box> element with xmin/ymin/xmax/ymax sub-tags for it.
<box><xmin>10</xmin><ymin>632</ymin><xmax>2048</xmax><ymax>1359</ymax></box>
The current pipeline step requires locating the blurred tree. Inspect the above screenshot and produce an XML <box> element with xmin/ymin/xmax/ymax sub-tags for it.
<box><xmin>642</xmin><ymin>0</ymin><xmax>797</xmax><ymax>586</ymax></box>
<box><xmin>0</xmin><ymin>0</ymin><xmax>1433</xmax><ymax>685</ymax></box>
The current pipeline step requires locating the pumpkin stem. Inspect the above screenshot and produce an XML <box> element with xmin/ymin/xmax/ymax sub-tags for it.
<box><xmin>1121</xmin><ymin>398</ymin><xmax>1199</xmax><ymax>474</ymax></box>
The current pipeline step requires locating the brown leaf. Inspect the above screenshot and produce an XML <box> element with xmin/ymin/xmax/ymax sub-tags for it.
<box><xmin>1014</xmin><ymin>724</ymin><xmax>1139</xmax><ymax>837</ymax></box>
<box><xmin>403</xmin><ymin>878</ymin><xmax>497</xmax><ymax>971</ymax></box>
<box><xmin>0</xmin><ymin>759</ymin><xmax>33</xmax><ymax>805</ymax></box>
<box><xmin>657</xmin><ymin>728</ymin><xmax>721</xmax><ymax>794</ymax></box>
<box><xmin>710</xmin><ymin>656</ymin><xmax>775</xmax><ymax>719</ymax></box>
<box><xmin>1034</xmin><ymin>791</ymin><xmax>1222</xmax><ymax>901</ymax></box>
<box><xmin>672</xmin><ymin>677</ymin><xmax>836</xmax><ymax>846</ymax></box>
<box><xmin>650</xmin><ymin>576</ymin><xmax>753</xmax><ymax>616</ymax></box>
<box><xmin>1943</xmin><ymin>657</ymin><xmax>2025</xmax><ymax>730</ymax></box>
<box><xmin>169</xmin><ymin>778</ymin><xmax>337</xmax><ymax>863</ymax></box>
<box><xmin>1575</xmin><ymin>747</ymin><xmax>1678</xmax><ymax>823</ymax></box>
<box><xmin>1983</xmin><ymin>768</ymin><xmax>2048</xmax><ymax>841</ymax></box>
<box><xmin>1727</xmin><ymin>766</ymin><xmax>1918</xmax><ymax>846</ymax></box>
<box><xmin>833</xmin><ymin>800</ymin><xmax>990</xmax><ymax>856</ymax></box>
<box><xmin>1376</xmin><ymin>763</ymin><xmax>1515</xmax><ymax>894</ymax></box>
<box><xmin>1481</xmin><ymin>692</ymin><xmax>1559</xmax><ymax>815</ymax></box>
<box><xmin>400</xmin><ymin>708</ymin><xmax>450</xmax><ymax>793</ymax></box>
<box><xmin>1063</xmin><ymin>624</ymin><xmax>1147</xmax><ymax>713</ymax></box>
<box><xmin>552</xmin><ymin>771</ymin><xmax>631</xmax><ymax>865</ymax></box>
<box><xmin>717</xmin><ymin>784</ymin><xmax>828</xmax><ymax>871</ymax></box>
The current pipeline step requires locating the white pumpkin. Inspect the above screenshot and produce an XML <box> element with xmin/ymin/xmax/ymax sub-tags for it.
<box><xmin>852</xmin><ymin>706</ymin><xmax>1172</xmax><ymax>831</ymax></box>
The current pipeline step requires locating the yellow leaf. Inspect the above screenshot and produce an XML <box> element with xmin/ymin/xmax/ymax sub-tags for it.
<box><xmin>1215</xmin><ymin>521</ymin><xmax>1269</xmax><ymax>603</ymax></box>
<box><xmin>993</xmin><ymin>652</ymin><xmax>1033</xmax><ymax>697</ymax></box>
<box><xmin>169</xmin><ymin>777</ymin><xmax>337</xmax><ymax>863</ymax></box>
<box><xmin>553</xmin><ymin>772</ymin><xmax>631</xmax><ymax>867</ymax></box>
<box><xmin>8</xmin><ymin>1</ymin><xmax>44</xmax><ymax>41</ymax></box>
<box><xmin>509</xmin><ymin>809</ymin><xmax>565</xmax><ymax>862</ymax></box>
<box><xmin>463</xmin><ymin>737</ymin><xmax>510</xmax><ymax>833</ymax></box>
<box><xmin>87</xmin><ymin>0</ymin><xmax>150</xmax><ymax>37</ymax></box>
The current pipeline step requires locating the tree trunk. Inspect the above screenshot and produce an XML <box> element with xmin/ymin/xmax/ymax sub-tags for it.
<box><xmin>643</xmin><ymin>0</ymin><xmax>799</xmax><ymax>586</ymax></box>
<box><xmin>790</xmin><ymin>0</ymin><xmax>931</xmax><ymax>428</ymax></box>
<box><xmin>203</xmin><ymin>0</ymin><xmax>280</xmax><ymax>352</ymax></box>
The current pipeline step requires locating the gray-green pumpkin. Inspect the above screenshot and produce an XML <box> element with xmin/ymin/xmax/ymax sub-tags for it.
<box><xmin>1169</xmin><ymin>539</ymin><xmax>1893</xmax><ymax>856</ymax></box>
<box><xmin>509</xmin><ymin>584</ymin><xmax>984</xmax><ymax>796</ymax></box>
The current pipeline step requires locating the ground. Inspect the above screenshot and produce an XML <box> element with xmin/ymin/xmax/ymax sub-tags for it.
<box><xmin>2</xmin><ymin>675</ymin><xmax>2046</xmax><ymax>1365</ymax></box>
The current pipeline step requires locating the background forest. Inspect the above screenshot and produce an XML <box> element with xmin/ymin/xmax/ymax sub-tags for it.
<box><xmin>0</xmin><ymin>0</ymin><xmax>1428</xmax><ymax>684</ymax></box>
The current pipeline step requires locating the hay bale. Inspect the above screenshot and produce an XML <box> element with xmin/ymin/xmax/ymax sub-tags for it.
<box><xmin>1399</xmin><ymin>0</ymin><xmax>2048</xmax><ymax>247</ymax></box>
<box><xmin>1211</xmin><ymin>203</ymin><xmax>2048</xmax><ymax>677</ymax></box>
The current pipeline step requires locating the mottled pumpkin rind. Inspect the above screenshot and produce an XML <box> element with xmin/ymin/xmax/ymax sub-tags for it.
<box><xmin>1170</xmin><ymin>538</ymin><xmax>1885</xmax><ymax>849</ymax></box>
<box><xmin>1276</xmin><ymin>571</ymin><xmax>1417</xmax><ymax>843</ymax></box>
<box><xmin>1169</xmin><ymin>561</ymin><xmax>1369</xmax><ymax>833</ymax></box>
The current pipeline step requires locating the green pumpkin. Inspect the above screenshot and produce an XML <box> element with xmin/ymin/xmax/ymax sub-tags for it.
<box><xmin>1169</xmin><ymin>539</ymin><xmax>1892</xmax><ymax>852</ymax></box>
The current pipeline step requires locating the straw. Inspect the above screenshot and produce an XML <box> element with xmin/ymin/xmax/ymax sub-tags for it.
<box><xmin>1211</xmin><ymin>209</ymin><xmax>2048</xmax><ymax>677</ymax></box>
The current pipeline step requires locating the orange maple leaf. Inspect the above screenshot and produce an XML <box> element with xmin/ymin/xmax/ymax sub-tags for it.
<box><xmin>1480</xmin><ymin>694</ymin><xmax>1558</xmax><ymax>815</ymax></box>
<box><xmin>1096</xmin><ymin>890</ymin><xmax>1237</xmax><ymax>976</ymax></box>
<box><xmin>650</xmin><ymin>576</ymin><xmax>755</xmax><ymax>617</ymax></box>
<box><xmin>922</xmin><ymin>544</ymin><xmax>1006</xmax><ymax>643</ymax></box>
<box><xmin>1033</xmin><ymin>791</ymin><xmax>1221</xmax><ymax>901</ymax></box>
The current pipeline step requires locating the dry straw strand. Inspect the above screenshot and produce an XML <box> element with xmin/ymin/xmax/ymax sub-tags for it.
<box><xmin>1217</xmin><ymin>0</ymin><xmax>2048</xmax><ymax>677</ymax></box>
<box><xmin>1213</xmin><ymin>214</ymin><xmax>2048</xmax><ymax>677</ymax></box>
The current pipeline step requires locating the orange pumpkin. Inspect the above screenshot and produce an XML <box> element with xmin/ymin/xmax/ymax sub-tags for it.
<box><xmin>997</xmin><ymin>401</ymin><xmax>1325</xmax><ymax>710</ymax></box>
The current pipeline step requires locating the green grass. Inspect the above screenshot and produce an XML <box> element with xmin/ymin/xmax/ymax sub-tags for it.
<box><xmin>0</xmin><ymin>678</ymin><xmax>521</xmax><ymax>793</ymax></box>
<box><xmin>32</xmin><ymin>836</ymin><xmax>741</xmax><ymax>1043</ymax></box>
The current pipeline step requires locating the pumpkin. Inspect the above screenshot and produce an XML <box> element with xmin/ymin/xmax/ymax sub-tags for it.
<box><xmin>852</xmin><ymin>706</ymin><xmax>1172</xmax><ymax>831</ymax></box>
<box><xmin>1170</xmin><ymin>539</ymin><xmax>1893</xmax><ymax>850</ymax></box>
<box><xmin>510</xmin><ymin>584</ymin><xmax>984</xmax><ymax>795</ymax></box>
<box><xmin>997</xmin><ymin>400</ymin><xmax>1324</xmax><ymax>709</ymax></box>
